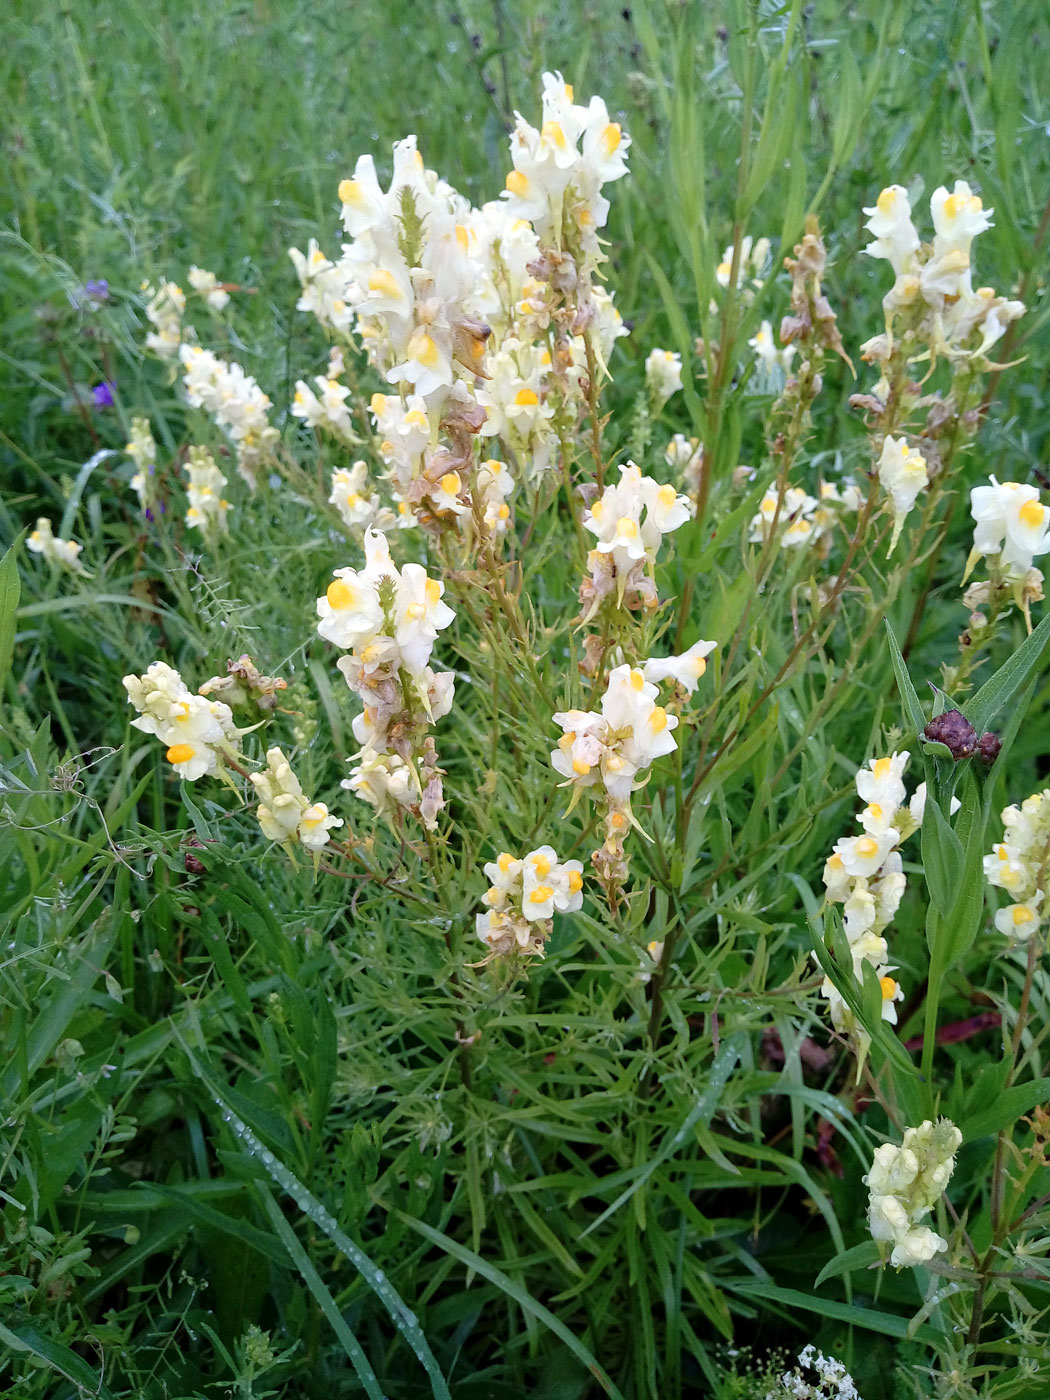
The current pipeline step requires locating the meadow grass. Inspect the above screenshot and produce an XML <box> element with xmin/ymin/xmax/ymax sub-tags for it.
<box><xmin>2</xmin><ymin>1</ymin><xmax>1050</xmax><ymax>1397</ymax></box>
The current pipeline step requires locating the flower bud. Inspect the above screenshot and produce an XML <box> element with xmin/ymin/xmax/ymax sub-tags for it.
<box><xmin>923</xmin><ymin>708</ymin><xmax>978</xmax><ymax>759</ymax></box>
<box><xmin>976</xmin><ymin>731</ymin><xmax>1002</xmax><ymax>764</ymax></box>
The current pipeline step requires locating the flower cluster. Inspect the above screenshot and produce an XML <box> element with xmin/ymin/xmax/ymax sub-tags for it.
<box><xmin>328</xmin><ymin>460</ymin><xmax>405</xmax><ymax>535</ymax></box>
<box><xmin>579</xmin><ymin>461</ymin><xmax>691</xmax><ymax>619</ymax></box>
<box><xmin>184</xmin><ymin>446</ymin><xmax>231</xmax><ymax>540</ymax></box>
<box><xmin>766</xmin><ymin>1345</ymin><xmax>861</xmax><ymax>1400</ymax></box>
<box><xmin>142</xmin><ymin>279</ymin><xmax>185</xmax><ymax>359</ymax></box>
<box><xmin>27</xmin><ymin>518</ymin><xmax>88</xmax><ymax>575</ymax></box>
<box><xmin>179</xmin><ymin>344</ymin><xmax>278</xmax><ymax>486</ymax></box>
<box><xmin>475</xmin><ymin>845</ymin><xmax>584</xmax><ymax>960</ymax></box>
<box><xmin>820</xmin><ymin>752</ymin><xmax>942</xmax><ymax>1042</ymax></box>
<box><xmin>502</xmin><ymin>71</ymin><xmax>630</xmax><ymax>282</ymax></box>
<box><xmin>250</xmin><ymin>746</ymin><xmax>342</xmax><ymax>852</ymax></box>
<box><xmin>714</xmin><ymin>234</ymin><xmax>770</xmax><ymax>294</ymax></box>
<box><xmin>316</xmin><ymin>528</ymin><xmax>455</xmax><ymax>829</ymax></box>
<box><xmin>125</xmin><ymin>417</ymin><xmax>157</xmax><ymax>516</ymax></box>
<box><xmin>984</xmin><ymin>787</ymin><xmax>1050</xmax><ymax>941</ymax></box>
<box><xmin>748</xmin><ymin>481</ymin><xmax>860</xmax><ymax>555</ymax></box>
<box><xmin>286</xmin><ymin>73</ymin><xmax>631</xmax><ymax>539</ymax></box>
<box><xmin>552</xmin><ymin>650</ymin><xmax>713</xmax><ymax>889</ymax></box>
<box><xmin>862</xmin><ymin>180</ymin><xmax>1024</xmax><ymax>362</ymax></box>
<box><xmin>123</xmin><ymin>661</ymin><xmax>242</xmax><ymax>782</ymax></box>
<box><xmin>865</xmin><ymin>1119</ymin><xmax>961</xmax><ymax>1268</ymax></box>
<box><xmin>187</xmin><ymin>265</ymin><xmax>230</xmax><ymax>312</ymax></box>
<box><xmin>292</xmin><ymin>373</ymin><xmax>354</xmax><ymax>442</ymax></box>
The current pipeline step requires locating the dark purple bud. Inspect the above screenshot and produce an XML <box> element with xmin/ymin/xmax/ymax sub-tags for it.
<box><xmin>85</xmin><ymin>279</ymin><xmax>109</xmax><ymax>304</ymax></box>
<box><xmin>91</xmin><ymin>380</ymin><xmax>116</xmax><ymax>408</ymax></box>
<box><xmin>976</xmin><ymin>731</ymin><xmax>1002</xmax><ymax>764</ymax></box>
<box><xmin>144</xmin><ymin>507</ymin><xmax>154</xmax><ymax>522</ymax></box>
<box><xmin>159</xmin><ymin>501</ymin><xmax>166</xmax><ymax>514</ymax></box>
<box><xmin>184</xmin><ymin>851</ymin><xmax>206</xmax><ymax>875</ymax></box>
<box><xmin>923</xmin><ymin>709</ymin><xmax>979</xmax><ymax>760</ymax></box>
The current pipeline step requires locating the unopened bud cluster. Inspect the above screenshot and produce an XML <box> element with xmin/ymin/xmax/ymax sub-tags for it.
<box><xmin>865</xmin><ymin>1118</ymin><xmax>961</xmax><ymax>1268</ymax></box>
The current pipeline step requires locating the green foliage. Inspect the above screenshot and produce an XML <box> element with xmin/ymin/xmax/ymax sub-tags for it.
<box><xmin>4</xmin><ymin>2</ymin><xmax>1050</xmax><ymax>1399</ymax></box>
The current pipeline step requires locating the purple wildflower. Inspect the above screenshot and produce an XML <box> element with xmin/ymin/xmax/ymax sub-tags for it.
<box><xmin>91</xmin><ymin>381</ymin><xmax>116</xmax><ymax>409</ymax></box>
<box><xmin>85</xmin><ymin>279</ymin><xmax>110</xmax><ymax>305</ymax></box>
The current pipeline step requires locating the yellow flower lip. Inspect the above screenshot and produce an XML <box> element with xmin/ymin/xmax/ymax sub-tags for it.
<box><xmin>166</xmin><ymin>743</ymin><xmax>195</xmax><ymax>765</ymax></box>
<box><xmin>879</xmin><ymin>976</ymin><xmax>898</xmax><ymax>999</ymax></box>
<box><xmin>529</xmin><ymin>885</ymin><xmax>554</xmax><ymax>904</ymax></box>
<box><xmin>856</xmin><ymin>836</ymin><xmax>879</xmax><ymax>859</ymax></box>
<box><xmin>531</xmin><ymin>853</ymin><xmax>552</xmax><ymax>876</ymax></box>
<box><xmin>876</xmin><ymin>187</ymin><xmax>898</xmax><ymax>214</ymax></box>
<box><xmin>568</xmin><ymin>870</ymin><xmax>583</xmax><ymax>893</ymax></box>
<box><xmin>1013</xmin><ymin>905</ymin><xmax>1034</xmax><ymax>925</ymax></box>
<box><xmin>513</xmin><ymin>387</ymin><xmax>539</xmax><ymax>407</ymax></box>
<box><xmin>368</xmin><ymin>269</ymin><xmax>402</xmax><ymax>298</ymax></box>
<box><xmin>505</xmin><ymin>169</ymin><xmax>529</xmax><ymax>197</ymax></box>
<box><xmin>1019</xmin><ymin>499</ymin><xmax>1046</xmax><ymax>529</ymax></box>
<box><xmin>541</xmin><ymin>119</ymin><xmax>567</xmax><ymax>149</ymax></box>
<box><xmin>327</xmin><ymin>579</ymin><xmax>356</xmax><ymax>610</ymax></box>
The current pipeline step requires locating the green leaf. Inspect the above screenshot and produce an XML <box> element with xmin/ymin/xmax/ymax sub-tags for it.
<box><xmin>257</xmin><ymin>1184</ymin><xmax>385</xmax><ymax>1400</ymax></box>
<box><xmin>575</xmin><ymin>1033</ymin><xmax>746</xmax><ymax>1237</ymax></box>
<box><xmin>0</xmin><ymin>537</ymin><xmax>21</xmax><ymax>713</ymax></box>
<box><xmin>921</xmin><ymin>794</ymin><xmax>964</xmax><ymax>918</ymax></box>
<box><xmin>724</xmin><ymin>1282</ymin><xmax>945</xmax><ymax>1343</ymax></box>
<box><xmin>885</xmin><ymin>619</ymin><xmax>926</xmax><ymax>735</ymax></box>
<box><xmin>398</xmin><ymin>1214</ymin><xmax>626</xmax><ymax>1400</ymax></box>
<box><xmin>814</xmin><ymin>1240</ymin><xmax>882</xmax><ymax>1288</ymax></box>
<box><xmin>964</xmin><ymin>1077</ymin><xmax>1050</xmax><ymax>1142</ymax></box>
<box><xmin>964</xmin><ymin>604</ymin><xmax>1050</xmax><ymax>735</ymax></box>
<box><xmin>0</xmin><ymin>1318</ymin><xmax>115</xmax><ymax>1398</ymax></box>
<box><xmin>188</xmin><ymin>1053</ymin><xmax>452</xmax><ymax>1400</ymax></box>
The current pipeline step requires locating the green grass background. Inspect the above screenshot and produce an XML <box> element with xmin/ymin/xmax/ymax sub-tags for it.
<box><xmin>2</xmin><ymin>1</ymin><xmax>1050</xmax><ymax>1397</ymax></box>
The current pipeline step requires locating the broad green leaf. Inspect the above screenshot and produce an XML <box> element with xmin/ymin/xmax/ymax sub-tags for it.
<box><xmin>0</xmin><ymin>1318</ymin><xmax>115</xmax><ymax>1397</ymax></box>
<box><xmin>921</xmin><ymin>792</ymin><xmax>965</xmax><ymax>918</ymax></box>
<box><xmin>885</xmin><ymin>619</ymin><xmax>926</xmax><ymax>735</ymax></box>
<box><xmin>964</xmin><ymin>1077</ymin><xmax>1050</xmax><ymax>1142</ymax></box>
<box><xmin>814</xmin><ymin>1240</ymin><xmax>882</xmax><ymax>1289</ymax></box>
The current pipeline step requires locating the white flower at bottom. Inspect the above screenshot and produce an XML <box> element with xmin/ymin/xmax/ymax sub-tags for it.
<box><xmin>994</xmin><ymin>894</ymin><xmax>1042</xmax><ymax>940</ymax></box>
<box><xmin>890</xmin><ymin>1226</ymin><xmax>947</xmax><ymax>1269</ymax></box>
